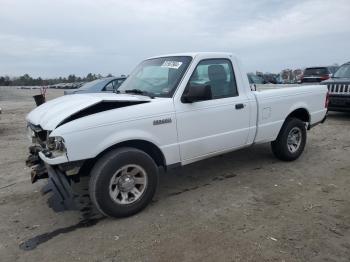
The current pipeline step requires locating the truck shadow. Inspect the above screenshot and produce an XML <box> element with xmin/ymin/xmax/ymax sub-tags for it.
<box><xmin>19</xmin><ymin>217</ymin><xmax>104</xmax><ymax>251</ymax></box>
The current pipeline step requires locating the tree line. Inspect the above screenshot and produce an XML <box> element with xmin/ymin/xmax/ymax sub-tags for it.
<box><xmin>0</xmin><ymin>73</ymin><xmax>115</xmax><ymax>86</ymax></box>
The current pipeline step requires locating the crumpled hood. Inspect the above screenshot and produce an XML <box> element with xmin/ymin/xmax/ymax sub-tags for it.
<box><xmin>26</xmin><ymin>93</ymin><xmax>151</xmax><ymax>130</ymax></box>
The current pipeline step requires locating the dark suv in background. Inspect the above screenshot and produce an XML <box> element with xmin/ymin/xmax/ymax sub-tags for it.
<box><xmin>321</xmin><ymin>62</ymin><xmax>350</xmax><ymax>112</ymax></box>
<box><xmin>300</xmin><ymin>66</ymin><xmax>338</xmax><ymax>83</ymax></box>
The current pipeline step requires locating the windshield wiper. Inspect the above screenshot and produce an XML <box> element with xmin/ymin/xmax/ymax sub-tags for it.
<box><xmin>123</xmin><ymin>89</ymin><xmax>155</xmax><ymax>99</ymax></box>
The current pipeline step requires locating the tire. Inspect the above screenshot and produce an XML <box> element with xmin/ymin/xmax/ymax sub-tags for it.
<box><xmin>271</xmin><ymin>118</ymin><xmax>307</xmax><ymax>161</ymax></box>
<box><xmin>89</xmin><ymin>147</ymin><xmax>158</xmax><ymax>218</ymax></box>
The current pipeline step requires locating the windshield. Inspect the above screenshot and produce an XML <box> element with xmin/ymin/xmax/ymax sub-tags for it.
<box><xmin>118</xmin><ymin>56</ymin><xmax>192</xmax><ymax>97</ymax></box>
<box><xmin>79</xmin><ymin>79</ymin><xmax>109</xmax><ymax>91</ymax></box>
<box><xmin>334</xmin><ymin>64</ymin><xmax>350</xmax><ymax>78</ymax></box>
<box><xmin>328</xmin><ymin>66</ymin><xmax>339</xmax><ymax>74</ymax></box>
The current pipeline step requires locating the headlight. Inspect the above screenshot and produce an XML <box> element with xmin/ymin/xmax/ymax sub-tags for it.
<box><xmin>47</xmin><ymin>136</ymin><xmax>66</xmax><ymax>152</ymax></box>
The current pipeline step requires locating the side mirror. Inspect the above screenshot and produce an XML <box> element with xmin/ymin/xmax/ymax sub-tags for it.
<box><xmin>181</xmin><ymin>83</ymin><xmax>212</xmax><ymax>103</ymax></box>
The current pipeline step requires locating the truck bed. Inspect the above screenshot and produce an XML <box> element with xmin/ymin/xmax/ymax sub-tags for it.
<box><xmin>252</xmin><ymin>84</ymin><xmax>327</xmax><ymax>143</ymax></box>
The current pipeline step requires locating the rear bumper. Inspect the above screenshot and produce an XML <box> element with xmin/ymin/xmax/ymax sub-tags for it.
<box><xmin>328</xmin><ymin>95</ymin><xmax>350</xmax><ymax>112</ymax></box>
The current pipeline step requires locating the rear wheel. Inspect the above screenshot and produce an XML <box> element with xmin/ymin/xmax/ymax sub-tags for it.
<box><xmin>271</xmin><ymin>118</ymin><xmax>307</xmax><ymax>161</ymax></box>
<box><xmin>89</xmin><ymin>147</ymin><xmax>158</xmax><ymax>218</ymax></box>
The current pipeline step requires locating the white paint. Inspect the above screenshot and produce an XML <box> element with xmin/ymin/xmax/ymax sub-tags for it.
<box><xmin>26</xmin><ymin>52</ymin><xmax>328</xmax><ymax>167</ymax></box>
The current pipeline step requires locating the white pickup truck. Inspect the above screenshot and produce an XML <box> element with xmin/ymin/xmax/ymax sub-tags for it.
<box><xmin>26</xmin><ymin>52</ymin><xmax>328</xmax><ymax>218</ymax></box>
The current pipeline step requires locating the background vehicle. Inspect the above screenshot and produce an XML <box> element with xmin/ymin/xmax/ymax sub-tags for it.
<box><xmin>300</xmin><ymin>66</ymin><xmax>335</xmax><ymax>83</ymax></box>
<box><xmin>321</xmin><ymin>62</ymin><xmax>350</xmax><ymax>112</ymax></box>
<box><xmin>261</xmin><ymin>73</ymin><xmax>279</xmax><ymax>84</ymax></box>
<box><xmin>64</xmin><ymin>77</ymin><xmax>126</xmax><ymax>95</ymax></box>
<box><xmin>328</xmin><ymin>66</ymin><xmax>340</xmax><ymax>75</ymax></box>
<box><xmin>25</xmin><ymin>52</ymin><xmax>328</xmax><ymax>218</ymax></box>
<box><xmin>247</xmin><ymin>73</ymin><xmax>266</xmax><ymax>84</ymax></box>
<box><xmin>51</xmin><ymin>83</ymin><xmax>84</xmax><ymax>89</ymax></box>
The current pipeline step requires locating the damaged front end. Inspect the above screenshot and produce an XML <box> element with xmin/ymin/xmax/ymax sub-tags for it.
<box><xmin>26</xmin><ymin>124</ymin><xmax>69</xmax><ymax>181</ymax></box>
<box><xmin>26</xmin><ymin>124</ymin><xmax>50</xmax><ymax>183</ymax></box>
<box><xmin>25</xmin><ymin>93</ymin><xmax>153</xmax><ymax>213</ymax></box>
<box><xmin>25</xmin><ymin>124</ymin><xmax>86</xmax><ymax>212</ymax></box>
<box><xmin>26</xmin><ymin>145</ymin><xmax>48</xmax><ymax>183</ymax></box>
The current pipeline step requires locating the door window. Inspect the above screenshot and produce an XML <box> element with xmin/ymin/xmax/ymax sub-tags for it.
<box><xmin>187</xmin><ymin>59</ymin><xmax>238</xmax><ymax>100</ymax></box>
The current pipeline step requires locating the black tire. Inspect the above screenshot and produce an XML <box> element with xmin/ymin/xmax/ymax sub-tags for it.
<box><xmin>89</xmin><ymin>147</ymin><xmax>158</xmax><ymax>218</ymax></box>
<box><xmin>271</xmin><ymin>118</ymin><xmax>307</xmax><ymax>161</ymax></box>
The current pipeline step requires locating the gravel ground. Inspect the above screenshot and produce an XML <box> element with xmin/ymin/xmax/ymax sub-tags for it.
<box><xmin>0</xmin><ymin>86</ymin><xmax>349</xmax><ymax>262</ymax></box>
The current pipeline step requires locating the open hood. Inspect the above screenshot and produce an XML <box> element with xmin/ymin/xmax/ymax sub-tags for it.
<box><xmin>26</xmin><ymin>93</ymin><xmax>151</xmax><ymax>131</ymax></box>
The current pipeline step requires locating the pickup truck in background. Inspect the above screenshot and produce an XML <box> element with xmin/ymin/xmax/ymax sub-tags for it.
<box><xmin>25</xmin><ymin>52</ymin><xmax>328</xmax><ymax>218</ymax></box>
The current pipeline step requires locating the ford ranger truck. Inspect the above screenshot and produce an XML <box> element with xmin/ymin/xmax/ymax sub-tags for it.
<box><xmin>25</xmin><ymin>52</ymin><xmax>328</xmax><ymax>218</ymax></box>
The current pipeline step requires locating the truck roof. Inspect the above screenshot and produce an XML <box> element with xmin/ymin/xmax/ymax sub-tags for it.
<box><xmin>147</xmin><ymin>52</ymin><xmax>236</xmax><ymax>60</ymax></box>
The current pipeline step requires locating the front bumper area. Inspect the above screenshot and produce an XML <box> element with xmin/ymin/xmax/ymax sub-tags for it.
<box><xmin>328</xmin><ymin>95</ymin><xmax>350</xmax><ymax>112</ymax></box>
<box><xmin>26</xmin><ymin>145</ymin><xmax>48</xmax><ymax>183</ymax></box>
<box><xmin>44</xmin><ymin>164</ymin><xmax>80</xmax><ymax>212</ymax></box>
<box><xmin>26</xmin><ymin>149</ymin><xmax>96</xmax><ymax>215</ymax></box>
<box><xmin>44</xmin><ymin>165</ymin><xmax>99</xmax><ymax>217</ymax></box>
<box><xmin>38</xmin><ymin>151</ymin><xmax>69</xmax><ymax>165</ymax></box>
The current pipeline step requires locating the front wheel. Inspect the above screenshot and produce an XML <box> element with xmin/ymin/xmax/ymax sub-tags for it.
<box><xmin>271</xmin><ymin>118</ymin><xmax>307</xmax><ymax>161</ymax></box>
<box><xmin>89</xmin><ymin>147</ymin><xmax>158</xmax><ymax>218</ymax></box>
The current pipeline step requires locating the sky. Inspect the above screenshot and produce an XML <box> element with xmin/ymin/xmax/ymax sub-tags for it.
<box><xmin>0</xmin><ymin>0</ymin><xmax>349</xmax><ymax>78</ymax></box>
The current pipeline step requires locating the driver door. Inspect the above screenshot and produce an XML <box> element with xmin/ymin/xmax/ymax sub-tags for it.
<box><xmin>175</xmin><ymin>58</ymin><xmax>250</xmax><ymax>163</ymax></box>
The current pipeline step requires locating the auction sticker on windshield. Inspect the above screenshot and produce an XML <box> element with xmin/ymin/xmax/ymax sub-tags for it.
<box><xmin>161</xmin><ymin>61</ymin><xmax>183</xmax><ymax>69</ymax></box>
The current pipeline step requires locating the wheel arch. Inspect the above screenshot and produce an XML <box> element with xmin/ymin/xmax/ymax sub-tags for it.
<box><xmin>273</xmin><ymin>107</ymin><xmax>310</xmax><ymax>141</ymax></box>
<box><xmin>286</xmin><ymin>107</ymin><xmax>310</xmax><ymax>124</ymax></box>
<box><xmin>79</xmin><ymin>139</ymin><xmax>166</xmax><ymax>177</ymax></box>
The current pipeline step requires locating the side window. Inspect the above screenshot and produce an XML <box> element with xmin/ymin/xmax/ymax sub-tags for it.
<box><xmin>104</xmin><ymin>82</ymin><xmax>114</xmax><ymax>91</ymax></box>
<box><xmin>104</xmin><ymin>79</ymin><xmax>125</xmax><ymax>91</ymax></box>
<box><xmin>188</xmin><ymin>59</ymin><xmax>238</xmax><ymax>100</ymax></box>
<box><xmin>113</xmin><ymin>79</ymin><xmax>124</xmax><ymax>89</ymax></box>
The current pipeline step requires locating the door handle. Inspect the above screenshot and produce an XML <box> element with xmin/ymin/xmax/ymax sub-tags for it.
<box><xmin>235</xmin><ymin>103</ymin><xmax>245</xmax><ymax>110</ymax></box>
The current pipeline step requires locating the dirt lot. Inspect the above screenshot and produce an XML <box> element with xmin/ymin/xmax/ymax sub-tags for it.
<box><xmin>0</xmin><ymin>86</ymin><xmax>349</xmax><ymax>262</ymax></box>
